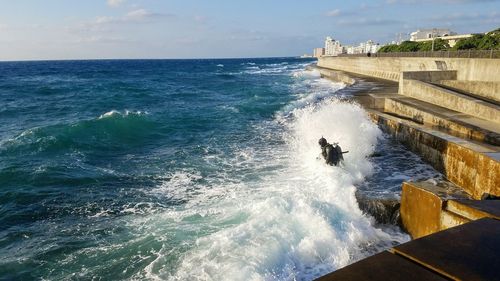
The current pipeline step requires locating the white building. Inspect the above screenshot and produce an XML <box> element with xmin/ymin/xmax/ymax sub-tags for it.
<box><xmin>324</xmin><ymin>37</ymin><xmax>344</xmax><ymax>56</ymax></box>
<box><xmin>346</xmin><ymin>40</ymin><xmax>380</xmax><ymax>54</ymax></box>
<box><xmin>410</xmin><ymin>29</ymin><xmax>457</xmax><ymax>41</ymax></box>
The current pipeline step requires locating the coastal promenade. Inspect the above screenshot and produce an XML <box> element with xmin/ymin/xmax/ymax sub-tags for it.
<box><xmin>314</xmin><ymin>56</ymin><xmax>500</xmax><ymax>280</ymax></box>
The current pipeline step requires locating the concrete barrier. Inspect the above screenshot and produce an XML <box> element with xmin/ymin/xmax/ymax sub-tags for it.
<box><xmin>401</xmin><ymin>71</ymin><xmax>457</xmax><ymax>83</ymax></box>
<box><xmin>315</xmin><ymin>67</ymin><xmax>355</xmax><ymax>85</ymax></box>
<box><xmin>400</xmin><ymin>181</ymin><xmax>500</xmax><ymax>239</ymax></box>
<box><xmin>317</xmin><ymin>57</ymin><xmax>500</xmax><ymax>82</ymax></box>
<box><xmin>384</xmin><ymin>97</ymin><xmax>500</xmax><ymax>146</ymax></box>
<box><xmin>439</xmin><ymin>80</ymin><xmax>500</xmax><ymax>103</ymax></box>
<box><xmin>399</xmin><ymin>79</ymin><xmax>500</xmax><ymax>123</ymax></box>
<box><xmin>368</xmin><ymin>110</ymin><xmax>500</xmax><ymax>199</ymax></box>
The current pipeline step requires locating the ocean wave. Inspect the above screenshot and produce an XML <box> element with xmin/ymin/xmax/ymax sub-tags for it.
<box><xmin>0</xmin><ymin>110</ymin><xmax>155</xmax><ymax>155</ymax></box>
<box><xmin>137</xmin><ymin>87</ymin><xmax>409</xmax><ymax>280</ymax></box>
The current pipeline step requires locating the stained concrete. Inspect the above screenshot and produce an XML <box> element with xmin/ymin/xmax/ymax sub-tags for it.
<box><xmin>399</xmin><ymin>181</ymin><xmax>470</xmax><ymax>238</ymax></box>
<box><xmin>317</xmin><ymin>56</ymin><xmax>500</xmax><ymax>82</ymax></box>
<box><xmin>369</xmin><ymin>111</ymin><xmax>500</xmax><ymax>199</ymax></box>
<box><xmin>384</xmin><ymin>96</ymin><xmax>500</xmax><ymax>145</ymax></box>
<box><xmin>315</xmin><ymin>251</ymin><xmax>447</xmax><ymax>281</ymax></box>
<box><xmin>399</xmin><ymin>79</ymin><xmax>500</xmax><ymax>123</ymax></box>
<box><xmin>447</xmin><ymin>199</ymin><xmax>500</xmax><ymax>220</ymax></box>
<box><xmin>440</xmin><ymin>80</ymin><xmax>500</xmax><ymax>103</ymax></box>
<box><xmin>393</xmin><ymin>218</ymin><xmax>500</xmax><ymax>281</ymax></box>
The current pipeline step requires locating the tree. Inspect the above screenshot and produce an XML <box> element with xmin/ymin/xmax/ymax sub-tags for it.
<box><xmin>397</xmin><ymin>41</ymin><xmax>421</xmax><ymax>52</ymax></box>
<box><xmin>378</xmin><ymin>44</ymin><xmax>399</xmax><ymax>53</ymax></box>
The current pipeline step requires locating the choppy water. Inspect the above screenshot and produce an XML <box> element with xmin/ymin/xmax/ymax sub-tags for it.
<box><xmin>0</xmin><ymin>58</ymin><xmax>441</xmax><ymax>280</ymax></box>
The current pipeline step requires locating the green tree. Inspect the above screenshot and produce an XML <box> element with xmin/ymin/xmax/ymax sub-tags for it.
<box><xmin>378</xmin><ymin>44</ymin><xmax>399</xmax><ymax>53</ymax></box>
<box><xmin>397</xmin><ymin>41</ymin><xmax>421</xmax><ymax>52</ymax></box>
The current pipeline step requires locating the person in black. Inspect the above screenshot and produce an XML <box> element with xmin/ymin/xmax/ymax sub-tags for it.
<box><xmin>318</xmin><ymin>137</ymin><xmax>345</xmax><ymax>166</ymax></box>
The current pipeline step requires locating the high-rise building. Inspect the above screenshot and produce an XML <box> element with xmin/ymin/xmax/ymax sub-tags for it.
<box><xmin>313</xmin><ymin>48</ymin><xmax>325</xmax><ymax>58</ymax></box>
<box><xmin>346</xmin><ymin>40</ymin><xmax>380</xmax><ymax>54</ymax></box>
<box><xmin>324</xmin><ymin>37</ymin><xmax>344</xmax><ymax>56</ymax></box>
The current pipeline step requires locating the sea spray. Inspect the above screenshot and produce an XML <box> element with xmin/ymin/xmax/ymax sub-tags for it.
<box><xmin>139</xmin><ymin>85</ymin><xmax>408</xmax><ymax>281</ymax></box>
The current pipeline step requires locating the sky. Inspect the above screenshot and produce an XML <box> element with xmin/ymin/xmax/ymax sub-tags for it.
<box><xmin>0</xmin><ymin>0</ymin><xmax>498</xmax><ymax>60</ymax></box>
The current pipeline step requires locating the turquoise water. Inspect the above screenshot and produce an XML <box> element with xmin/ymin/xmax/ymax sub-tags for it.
<box><xmin>0</xmin><ymin>58</ymin><xmax>439</xmax><ymax>280</ymax></box>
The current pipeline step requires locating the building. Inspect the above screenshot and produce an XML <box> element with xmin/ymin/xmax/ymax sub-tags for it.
<box><xmin>324</xmin><ymin>37</ymin><xmax>344</xmax><ymax>56</ymax></box>
<box><xmin>411</xmin><ymin>33</ymin><xmax>473</xmax><ymax>48</ymax></box>
<box><xmin>410</xmin><ymin>29</ymin><xmax>457</xmax><ymax>41</ymax></box>
<box><xmin>346</xmin><ymin>40</ymin><xmax>381</xmax><ymax>54</ymax></box>
<box><xmin>313</xmin><ymin>48</ymin><xmax>325</xmax><ymax>58</ymax></box>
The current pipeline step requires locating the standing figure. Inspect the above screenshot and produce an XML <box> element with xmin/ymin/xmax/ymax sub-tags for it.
<box><xmin>318</xmin><ymin>137</ymin><xmax>346</xmax><ymax>166</ymax></box>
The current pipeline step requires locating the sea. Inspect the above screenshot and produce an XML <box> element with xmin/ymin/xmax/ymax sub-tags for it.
<box><xmin>0</xmin><ymin>58</ymin><xmax>442</xmax><ymax>280</ymax></box>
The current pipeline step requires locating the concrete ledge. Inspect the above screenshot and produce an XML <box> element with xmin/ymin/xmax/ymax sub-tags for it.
<box><xmin>317</xmin><ymin>57</ymin><xmax>500</xmax><ymax>81</ymax></box>
<box><xmin>400</xmin><ymin>181</ymin><xmax>469</xmax><ymax>238</ymax></box>
<box><xmin>399</xmin><ymin>79</ymin><xmax>500</xmax><ymax>123</ymax></box>
<box><xmin>393</xmin><ymin>218</ymin><xmax>500</xmax><ymax>281</ymax></box>
<box><xmin>446</xmin><ymin>199</ymin><xmax>500</xmax><ymax>220</ymax></box>
<box><xmin>317</xmin><ymin>57</ymin><xmax>401</xmax><ymax>82</ymax></box>
<box><xmin>317</xmin><ymin>218</ymin><xmax>500</xmax><ymax>280</ymax></box>
<box><xmin>439</xmin><ymin>80</ymin><xmax>500</xmax><ymax>103</ymax></box>
<box><xmin>315</xmin><ymin>251</ymin><xmax>447</xmax><ymax>281</ymax></box>
<box><xmin>315</xmin><ymin>67</ymin><xmax>356</xmax><ymax>85</ymax></box>
<box><xmin>384</xmin><ymin>96</ymin><xmax>500</xmax><ymax>146</ymax></box>
<box><xmin>401</xmin><ymin>71</ymin><xmax>457</xmax><ymax>83</ymax></box>
<box><xmin>368</xmin><ymin>110</ymin><xmax>500</xmax><ymax>199</ymax></box>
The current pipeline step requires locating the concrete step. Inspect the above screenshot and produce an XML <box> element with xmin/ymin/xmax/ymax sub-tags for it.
<box><xmin>392</xmin><ymin>218</ymin><xmax>500</xmax><ymax>281</ymax></box>
<box><xmin>399</xmin><ymin>79</ymin><xmax>500</xmax><ymax>123</ymax></box>
<box><xmin>315</xmin><ymin>251</ymin><xmax>448</xmax><ymax>281</ymax></box>
<box><xmin>384</xmin><ymin>96</ymin><xmax>500</xmax><ymax>146</ymax></box>
<box><xmin>446</xmin><ymin>199</ymin><xmax>500</xmax><ymax>220</ymax></box>
<box><xmin>317</xmin><ymin>218</ymin><xmax>500</xmax><ymax>281</ymax></box>
<box><xmin>438</xmin><ymin>80</ymin><xmax>500</xmax><ymax>104</ymax></box>
<box><xmin>367</xmin><ymin>110</ymin><xmax>500</xmax><ymax>199</ymax></box>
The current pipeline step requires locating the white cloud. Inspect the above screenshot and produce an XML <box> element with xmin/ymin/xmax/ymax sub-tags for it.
<box><xmin>107</xmin><ymin>0</ymin><xmax>125</xmax><ymax>7</ymax></box>
<box><xmin>326</xmin><ymin>9</ymin><xmax>341</xmax><ymax>17</ymax></box>
<box><xmin>80</xmin><ymin>9</ymin><xmax>172</xmax><ymax>28</ymax></box>
<box><xmin>124</xmin><ymin>9</ymin><xmax>160</xmax><ymax>21</ymax></box>
<box><xmin>337</xmin><ymin>17</ymin><xmax>403</xmax><ymax>26</ymax></box>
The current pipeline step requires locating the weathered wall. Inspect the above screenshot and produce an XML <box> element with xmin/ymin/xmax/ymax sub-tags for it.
<box><xmin>317</xmin><ymin>57</ymin><xmax>500</xmax><ymax>82</ymax></box>
<box><xmin>315</xmin><ymin>67</ymin><xmax>355</xmax><ymax>85</ymax></box>
<box><xmin>399</xmin><ymin>79</ymin><xmax>500</xmax><ymax>123</ymax></box>
<box><xmin>400</xmin><ymin>181</ymin><xmax>500</xmax><ymax>239</ymax></box>
<box><xmin>400</xmin><ymin>182</ymin><xmax>446</xmax><ymax>238</ymax></box>
<box><xmin>369</xmin><ymin>111</ymin><xmax>500</xmax><ymax>199</ymax></box>
<box><xmin>384</xmin><ymin>97</ymin><xmax>500</xmax><ymax>146</ymax></box>
<box><xmin>401</xmin><ymin>71</ymin><xmax>457</xmax><ymax>83</ymax></box>
<box><xmin>439</xmin><ymin>80</ymin><xmax>500</xmax><ymax>103</ymax></box>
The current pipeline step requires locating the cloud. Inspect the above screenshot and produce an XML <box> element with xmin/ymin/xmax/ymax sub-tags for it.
<box><xmin>194</xmin><ymin>15</ymin><xmax>207</xmax><ymax>23</ymax></box>
<box><xmin>86</xmin><ymin>9</ymin><xmax>174</xmax><ymax>26</ymax></box>
<box><xmin>337</xmin><ymin>18</ymin><xmax>403</xmax><ymax>26</ymax></box>
<box><xmin>326</xmin><ymin>9</ymin><xmax>341</xmax><ymax>17</ymax></box>
<box><xmin>74</xmin><ymin>35</ymin><xmax>132</xmax><ymax>44</ymax></box>
<box><xmin>107</xmin><ymin>0</ymin><xmax>125</xmax><ymax>7</ymax></box>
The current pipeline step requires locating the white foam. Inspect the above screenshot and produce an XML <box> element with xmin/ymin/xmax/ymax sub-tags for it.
<box><xmin>137</xmin><ymin>75</ymin><xmax>409</xmax><ymax>280</ymax></box>
<box><xmin>98</xmin><ymin>110</ymin><xmax>147</xmax><ymax>119</ymax></box>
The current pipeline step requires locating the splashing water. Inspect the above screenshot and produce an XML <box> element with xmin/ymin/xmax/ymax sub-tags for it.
<box><xmin>0</xmin><ymin>59</ymin><xmax>426</xmax><ymax>281</ymax></box>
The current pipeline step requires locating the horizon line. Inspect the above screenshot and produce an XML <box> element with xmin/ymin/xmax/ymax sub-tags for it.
<box><xmin>0</xmin><ymin>55</ymin><xmax>316</xmax><ymax>63</ymax></box>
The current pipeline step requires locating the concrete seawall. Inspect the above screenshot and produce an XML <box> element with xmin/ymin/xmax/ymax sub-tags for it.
<box><xmin>317</xmin><ymin>57</ymin><xmax>500</xmax><ymax>82</ymax></box>
<box><xmin>314</xmin><ymin>56</ymin><xmax>500</xmax><ymax>280</ymax></box>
